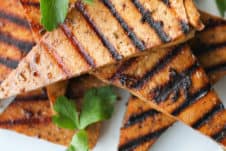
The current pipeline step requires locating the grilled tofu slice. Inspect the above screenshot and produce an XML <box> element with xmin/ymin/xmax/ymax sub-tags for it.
<box><xmin>191</xmin><ymin>12</ymin><xmax>226</xmax><ymax>83</ymax></box>
<box><xmin>0</xmin><ymin>0</ymin><xmax>203</xmax><ymax>99</ymax></box>
<box><xmin>93</xmin><ymin>44</ymin><xmax>226</xmax><ymax>147</ymax></box>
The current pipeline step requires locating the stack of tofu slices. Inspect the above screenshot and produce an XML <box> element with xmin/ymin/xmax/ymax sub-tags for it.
<box><xmin>0</xmin><ymin>0</ymin><xmax>226</xmax><ymax>150</ymax></box>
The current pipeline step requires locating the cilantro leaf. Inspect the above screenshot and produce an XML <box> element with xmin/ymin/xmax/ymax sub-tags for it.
<box><xmin>216</xmin><ymin>0</ymin><xmax>226</xmax><ymax>17</ymax></box>
<box><xmin>67</xmin><ymin>130</ymin><xmax>89</xmax><ymax>151</ymax></box>
<box><xmin>79</xmin><ymin>86</ymin><xmax>117</xmax><ymax>129</ymax></box>
<box><xmin>40</xmin><ymin>0</ymin><xmax>69</xmax><ymax>31</ymax></box>
<box><xmin>52</xmin><ymin>96</ymin><xmax>79</xmax><ymax>130</ymax></box>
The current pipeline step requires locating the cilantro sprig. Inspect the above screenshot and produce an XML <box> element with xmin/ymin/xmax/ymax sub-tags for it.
<box><xmin>40</xmin><ymin>0</ymin><xmax>93</xmax><ymax>31</ymax></box>
<box><xmin>53</xmin><ymin>86</ymin><xmax>117</xmax><ymax>151</ymax></box>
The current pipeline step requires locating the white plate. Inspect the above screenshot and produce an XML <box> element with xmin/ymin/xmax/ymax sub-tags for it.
<box><xmin>0</xmin><ymin>1</ymin><xmax>225</xmax><ymax>151</ymax></box>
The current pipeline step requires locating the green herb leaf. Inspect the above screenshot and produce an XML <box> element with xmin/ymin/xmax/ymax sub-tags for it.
<box><xmin>53</xmin><ymin>86</ymin><xmax>117</xmax><ymax>151</ymax></box>
<box><xmin>83</xmin><ymin>0</ymin><xmax>93</xmax><ymax>4</ymax></box>
<box><xmin>79</xmin><ymin>86</ymin><xmax>117</xmax><ymax>129</ymax></box>
<box><xmin>67</xmin><ymin>130</ymin><xmax>89</xmax><ymax>151</ymax></box>
<box><xmin>40</xmin><ymin>0</ymin><xmax>69</xmax><ymax>31</ymax></box>
<box><xmin>52</xmin><ymin>96</ymin><xmax>79</xmax><ymax>130</ymax></box>
<box><xmin>216</xmin><ymin>0</ymin><xmax>226</xmax><ymax>17</ymax></box>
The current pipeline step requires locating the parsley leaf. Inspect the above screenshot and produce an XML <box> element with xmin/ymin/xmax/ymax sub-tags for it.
<box><xmin>40</xmin><ymin>0</ymin><xmax>69</xmax><ymax>31</ymax></box>
<box><xmin>52</xmin><ymin>96</ymin><xmax>79</xmax><ymax>130</ymax></box>
<box><xmin>216</xmin><ymin>0</ymin><xmax>226</xmax><ymax>17</ymax></box>
<box><xmin>80</xmin><ymin>86</ymin><xmax>117</xmax><ymax>129</ymax></box>
<box><xmin>52</xmin><ymin>86</ymin><xmax>117</xmax><ymax>151</ymax></box>
<box><xmin>67</xmin><ymin>130</ymin><xmax>89</xmax><ymax>151</ymax></box>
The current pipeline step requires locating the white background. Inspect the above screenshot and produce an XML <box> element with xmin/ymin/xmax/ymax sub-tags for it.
<box><xmin>0</xmin><ymin>0</ymin><xmax>225</xmax><ymax>151</ymax></box>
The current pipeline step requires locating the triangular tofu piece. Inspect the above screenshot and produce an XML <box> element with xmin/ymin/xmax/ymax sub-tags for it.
<box><xmin>93</xmin><ymin>44</ymin><xmax>226</xmax><ymax>147</ymax></box>
<box><xmin>117</xmin><ymin>12</ymin><xmax>226</xmax><ymax>151</ymax></box>
<box><xmin>0</xmin><ymin>0</ymin><xmax>204</xmax><ymax>99</ymax></box>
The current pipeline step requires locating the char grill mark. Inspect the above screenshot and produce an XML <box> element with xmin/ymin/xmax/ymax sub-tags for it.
<box><xmin>205</xmin><ymin>18</ymin><xmax>226</xmax><ymax>30</ymax></box>
<box><xmin>162</xmin><ymin>0</ymin><xmax>170</xmax><ymax>6</ymax></box>
<box><xmin>130</xmin><ymin>45</ymin><xmax>184</xmax><ymax>89</ymax></box>
<box><xmin>75</xmin><ymin>1</ymin><xmax>123</xmax><ymax>61</ymax></box>
<box><xmin>180</xmin><ymin>20</ymin><xmax>190</xmax><ymax>34</ymax></box>
<box><xmin>194</xmin><ymin>42</ymin><xmax>226</xmax><ymax>55</ymax></box>
<box><xmin>0</xmin><ymin>117</ymin><xmax>51</xmax><ymax>126</ymax></box>
<box><xmin>109</xmin><ymin>57</ymin><xmax>138</xmax><ymax>80</ymax></box>
<box><xmin>212</xmin><ymin>125</ymin><xmax>226</xmax><ymax>142</ymax></box>
<box><xmin>0</xmin><ymin>10</ymin><xmax>30</xmax><ymax>28</ymax></box>
<box><xmin>15</xmin><ymin>94</ymin><xmax>48</xmax><ymax>102</ymax></box>
<box><xmin>0</xmin><ymin>31</ymin><xmax>35</xmax><ymax>53</ymax></box>
<box><xmin>151</xmin><ymin>62</ymin><xmax>199</xmax><ymax>104</ymax></box>
<box><xmin>118</xmin><ymin>126</ymin><xmax>169</xmax><ymax>151</ymax></box>
<box><xmin>41</xmin><ymin>41</ymin><xmax>72</xmax><ymax>77</ymax></box>
<box><xmin>0</xmin><ymin>57</ymin><xmax>19</xmax><ymax>69</ymax></box>
<box><xmin>60</xmin><ymin>24</ymin><xmax>96</xmax><ymax>67</ymax></box>
<box><xmin>123</xmin><ymin>109</ymin><xmax>160</xmax><ymax>128</ymax></box>
<box><xmin>20</xmin><ymin>1</ymin><xmax>40</xmax><ymax>8</ymax></box>
<box><xmin>102</xmin><ymin>0</ymin><xmax>146</xmax><ymax>51</ymax></box>
<box><xmin>192</xmin><ymin>103</ymin><xmax>224</xmax><ymax>129</ymax></box>
<box><xmin>172</xmin><ymin>84</ymin><xmax>211</xmax><ymax>116</ymax></box>
<box><xmin>205</xmin><ymin>62</ymin><xmax>226</xmax><ymax>73</ymax></box>
<box><xmin>132</xmin><ymin>0</ymin><xmax>171</xmax><ymax>43</ymax></box>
